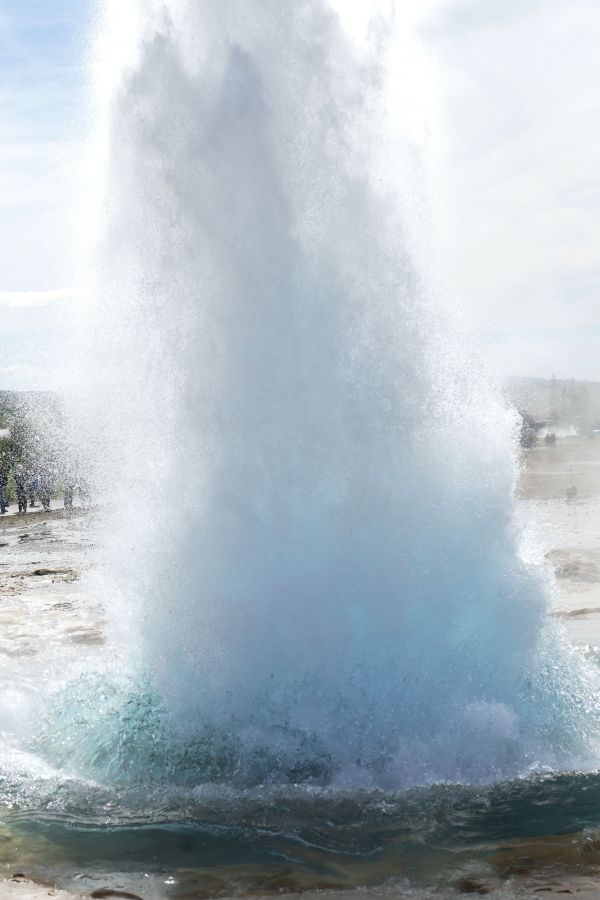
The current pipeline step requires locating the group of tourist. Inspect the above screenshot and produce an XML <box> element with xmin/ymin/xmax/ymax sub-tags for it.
<box><xmin>0</xmin><ymin>463</ymin><xmax>87</xmax><ymax>516</ymax></box>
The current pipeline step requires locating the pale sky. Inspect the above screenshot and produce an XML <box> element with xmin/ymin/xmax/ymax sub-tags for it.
<box><xmin>428</xmin><ymin>0</ymin><xmax>600</xmax><ymax>381</ymax></box>
<box><xmin>0</xmin><ymin>0</ymin><xmax>599</xmax><ymax>388</ymax></box>
<box><xmin>0</xmin><ymin>0</ymin><xmax>88</xmax><ymax>389</ymax></box>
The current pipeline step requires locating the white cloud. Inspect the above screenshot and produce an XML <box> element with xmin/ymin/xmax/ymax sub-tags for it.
<box><xmin>0</xmin><ymin>289</ymin><xmax>76</xmax><ymax>308</ymax></box>
<box><xmin>424</xmin><ymin>0</ymin><xmax>600</xmax><ymax>379</ymax></box>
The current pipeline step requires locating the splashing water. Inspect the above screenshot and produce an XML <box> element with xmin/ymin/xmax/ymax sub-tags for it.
<box><xmin>69</xmin><ymin>0</ymin><xmax>600</xmax><ymax>791</ymax></box>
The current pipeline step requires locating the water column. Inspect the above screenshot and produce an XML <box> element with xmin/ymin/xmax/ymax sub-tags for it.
<box><xmin>80</xmin><ymin>0</ymin><xmax>600</xmax><ymax>788</ymax></box>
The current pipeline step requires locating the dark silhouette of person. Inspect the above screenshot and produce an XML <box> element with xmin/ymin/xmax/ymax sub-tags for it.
<box><xmin>0</xmin><ymin>465</ymin><xmax>8</xmax><ymax>514</ymax></box>
<box><xmin>14</xmin><ymin>465</ymin><xmax>27</xmax><ymax>515</ymax></box>
<box><xmin>63</xmin><ymin>470</ymin><xmax>76</xmax><ymax>509</ymax></box>
<box><xmin>27</xmin><ymin>469</ymin><xmax>39</xmax><ymax>507</ymax></box>
<box><xmin>39</xmin><ymin>467</ymin><xmax>53</xmax><ymax>512</ymax></box>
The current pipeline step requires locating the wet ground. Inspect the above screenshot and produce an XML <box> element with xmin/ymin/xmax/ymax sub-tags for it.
<box><xmin>0</xmin><ymin>506</ymin><xmax>102</xmax><ymax>667</ymax></box>
<box><xmin>520</xmin><ymin>436</ymin><xmax>600</xmax><ymax>648</ymax></box>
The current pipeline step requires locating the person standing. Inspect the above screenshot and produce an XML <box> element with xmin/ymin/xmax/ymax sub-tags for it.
<box><xmin>14</xmin><ymin>465</ymin><xmax>27</xmax><ymax>515</ymax></box>
<box><xmin>27</xmin><ymin>469</ymin><xmax>39</xmax><ymax>508</ymax></box>
<box><xmin>63</xmin><ymin>470</ymin><xmax>75</xmax><ymax>509</ymax></box>
<box><xmin>39</xmin><ymin>466</ymin><xmax>52</xmax><ymax>512</ymax></box>
<box><xmin>0</xmin><ymin>465</ymin><xmax>8</xmax><ymax>514</ymax></box>
<box><xmin>78</xmin><ymin>475</ymin><xmax>92</xmax><ymax>509</ymax></box>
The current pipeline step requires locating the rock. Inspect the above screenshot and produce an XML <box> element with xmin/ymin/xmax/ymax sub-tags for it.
<box><xmin>90</xmin><ymin>891</ymin><xmax>144</xmax><ymax>900</ymax></box>
<box><xmin>453</xmin><ymin>878</ymin><xmax>490</xmax><ymax>895</ymax></box>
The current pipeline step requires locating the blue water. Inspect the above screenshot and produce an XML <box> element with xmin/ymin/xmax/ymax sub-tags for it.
<box><xmin>4</xmin><ymin>768</ymin><xmax>600</xmax><ymax>896</ymax></box>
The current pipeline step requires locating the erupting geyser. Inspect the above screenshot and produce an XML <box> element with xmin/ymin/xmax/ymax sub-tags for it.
<box><xmin>79</xmin><ymin>0</ymin><xmax>600</xmax><ymax>789</ymax></box>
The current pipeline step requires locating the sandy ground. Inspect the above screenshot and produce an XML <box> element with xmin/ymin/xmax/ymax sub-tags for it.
<box><xmin>520</xmin><ymin>436</ymin><xmax>600</xmax><ymax>647</ymax></box>
<box><xmin>0</xmin><ymin>507</ymin><xmax>102</xmax><ymax>657</ymax></box>
<box><xmin>2</xmin><ymin>437</ymin><xmax>600</xmax><ymax>898</ymax></box>
<box><xmin>0</xmin><ymin>878</ymin><xmax>81</xmax><ymax>900</ymax></box>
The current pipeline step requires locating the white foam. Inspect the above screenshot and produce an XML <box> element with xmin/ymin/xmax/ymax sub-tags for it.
<box><xmin>73</xmin><ymin>0</ymin><xmax>600</xmax><ymax>787</ymax></box>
